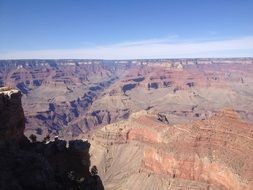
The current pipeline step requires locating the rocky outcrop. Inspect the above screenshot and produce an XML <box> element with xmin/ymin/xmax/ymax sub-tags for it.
<box><xmin>0</xmin><ymin>87</ymin><xmax>25</xmax><ymax>142</ymax></box>
<box><xmin>143</xmin><ymin>147</ymin><xmax>246</xmax><ymax>190</ymax></box>
<box><xmin>0</xmin><ymin>88</ymin><xmax>104</xmax><ymax>190</ymax></box>
<box><xmin>90</xmin><ymin>110</ymin><xmax>253</xmax><ymax>190</ymax></box>
<box><xmin>141</xmin><ymin>110</ymin><xmax>253</xmax><ymax>189</ymax></box>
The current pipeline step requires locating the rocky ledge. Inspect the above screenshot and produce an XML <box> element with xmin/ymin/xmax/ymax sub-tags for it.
<box><xmin>0</xmin><ymin>88</ymin><xmax>104</xmax><ymax>190</ymax></box>
<box><xmin>0</xmin><ymin>87</ymin><xmax>25</xmax><ymax>142</ymax></box>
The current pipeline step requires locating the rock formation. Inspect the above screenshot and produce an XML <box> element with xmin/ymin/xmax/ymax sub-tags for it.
<box><xmin>1</xmin><ymin>58</ymin><xmax>253</xmax><ymax>189</ymax></box>
<box><xmin>1</xmin><ymin>59</ymin><xmax>253</xmax><ymax>140</ymax></box>
<box><xmin>0</xmin><ymin>87</ymin><xmax>25</xmax><ymax>142</ymax></box>
<box><xmin>0</xmin><ymin>88</ymin><xmax>104</xmax><ymax>190</ymax></box>
<box><xmin>90</xmin><ymin>110</ymin><xmax>253</xmax><ymax>190</ymax></box>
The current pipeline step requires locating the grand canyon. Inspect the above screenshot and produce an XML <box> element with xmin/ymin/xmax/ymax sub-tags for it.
<box><xmin>1</xmin><ymin>58</ymin><xmax>253</xmax><ymax>189</ymax></box>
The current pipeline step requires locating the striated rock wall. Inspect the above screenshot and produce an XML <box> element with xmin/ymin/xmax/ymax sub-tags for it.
<box><xmin>143</xmin><ymin>147</ymin><xmax>245</xmax><ymax>190</ymax></box>
<box><xmin>140</xmin><ymin>110</ymin><xmax>253</xmax><ymax>189</ymax></box>
<box><xmin>90</xmin><ymin>110</ymin><xmax>253</xmax><ymax>190</ymax></box>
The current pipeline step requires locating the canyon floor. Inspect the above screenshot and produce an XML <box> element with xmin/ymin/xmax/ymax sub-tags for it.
<box><xmin>1</xmin><ymin>58</ymin><xmax>253</xmax><ymax>189</ymax></box>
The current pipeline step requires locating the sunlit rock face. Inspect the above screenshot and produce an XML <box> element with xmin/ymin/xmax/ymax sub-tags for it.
<box><xmin>90</xmin><ymin>110</ymin><xmax>253</xmax><ymax>190</ymax></box>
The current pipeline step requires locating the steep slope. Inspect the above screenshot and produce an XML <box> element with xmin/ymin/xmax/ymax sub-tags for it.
<box><xmin>89</xmin><ymin>110</ymin><xmax>253</xmax><ymax>190</ymax></box>
<box><xmin>0</xmin><ymin>87</ymin><xmax>25</xmax><ymax>142</ymax></box>
<box><xmin>0</xmin><ymin>87</ymin><xmax>104</xmax><ymax>190</ymax></box>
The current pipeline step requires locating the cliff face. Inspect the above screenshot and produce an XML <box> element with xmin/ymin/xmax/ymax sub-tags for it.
<box><xmin>0</xmin><ymin>87</ymin><xmax>25</xmax><ymax>142</ymax></box>
<box><xmin>140</xmin><ymin>111</ymin><xmax>253</xmax><ymax>190</ymax></box>
<box><xmin>0</xmin><ymin>88</ymin><xmax>104</xmax><ymax>190</ymax></box>
<box><xmin>90</xmin><ymin>110</ymin><xmax>253</xmax><ymax>190</ymax></box>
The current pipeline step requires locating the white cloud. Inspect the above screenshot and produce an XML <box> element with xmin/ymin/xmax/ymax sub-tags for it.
<box><xmin>1</xmin><ymin>36</ymin><xmax>253</xmax><ymax>59</ymax></box>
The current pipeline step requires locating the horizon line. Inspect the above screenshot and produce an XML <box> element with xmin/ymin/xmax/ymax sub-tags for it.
<box><xmin>1</xmin><ymin>36</ymin><xmax>253</xmax><ymax>59</ymax></box>
<box><xmin>0</xmin><ymin>56</ymin><xmax>253</xmax><ymax>61</ymax></box>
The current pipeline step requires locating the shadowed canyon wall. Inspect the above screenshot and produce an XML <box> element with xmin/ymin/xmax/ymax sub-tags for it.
<box><xmin>0</xmin><ymin>87</ymin><xmax>104</xmax><ymax>190</ymax></box>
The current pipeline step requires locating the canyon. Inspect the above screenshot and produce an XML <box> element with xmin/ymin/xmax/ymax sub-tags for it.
<box><xmin>1</xmin><ymin>58</ymin><xmax>253</xmax><ymax>189</ymax></box>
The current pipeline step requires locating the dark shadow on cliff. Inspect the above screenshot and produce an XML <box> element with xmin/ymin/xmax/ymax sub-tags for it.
<box><xmin>0</xmin><ymin>88</ymin><xmax>104</xmax><ymax>190</ymax></box>
<box><xmin>0</xmin><ymin>138</ymin><xmax>104</xmax><ymax>190</ymax></box>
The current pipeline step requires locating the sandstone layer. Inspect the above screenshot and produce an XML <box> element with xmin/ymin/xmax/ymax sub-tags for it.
<box><xmin>90</xmin><ymin>110</ymin><xmax>253</xmax><ymax>190</ymax></box>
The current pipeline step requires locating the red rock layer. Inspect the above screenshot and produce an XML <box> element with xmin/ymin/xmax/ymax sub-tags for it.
<box><xmin>137</xmin><ymin>110</ymin><xmax>253</xmax><ymax>189</ymax></box>
<box><xmin>93</xmin><ymin>109</ymin><xmax>253</xmax><ymax>189</ymax></box>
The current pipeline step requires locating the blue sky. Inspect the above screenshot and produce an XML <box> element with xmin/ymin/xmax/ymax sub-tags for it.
<box><xmin>0</xmin><ymin>0</ymin><xmax>253</xmax><ymax>59</ymax></box>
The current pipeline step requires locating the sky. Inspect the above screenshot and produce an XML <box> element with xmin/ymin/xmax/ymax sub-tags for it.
<box><xmin>0</xmin><ymin>0</ymin><xmax>253</xmax><ymax>59</ymax></box>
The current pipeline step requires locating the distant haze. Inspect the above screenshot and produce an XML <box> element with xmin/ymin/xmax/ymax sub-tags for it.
<box><xmin>0</xmin><ymin>0</ymin><xmax>253</xmax><ymax>59</ymax></box>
